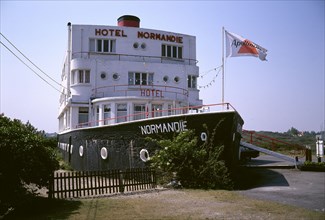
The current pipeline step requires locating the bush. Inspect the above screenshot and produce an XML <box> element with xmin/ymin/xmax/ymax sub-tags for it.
<box><xmin>300</xmin><ymin>161</ymin><xmax>325</xmax><ymax>172</ymax></box>
<box><xmin>0</xmin><ymin>114</ymin><xmax>59</xmax><ymax>216</ymax></box>
<box><xmin>149</xmin><ymin>128</ymin><xmax>233</xmax><ymax>190</ymax></box>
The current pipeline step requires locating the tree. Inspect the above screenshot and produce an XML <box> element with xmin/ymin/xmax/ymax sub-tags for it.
<box><xmin>0</xmin><ymin>114</ymin><xmax>59</xmax><ymax>214</ymax></box>
<box><xmin>287</xmin><ymin>127</ymin><xmax>299</xmax><ymax>136</ymax></box>
<box><xmin>149</xmin><ymin>128</ymin><xmax>233</xmax><ymax>190</ymax></box>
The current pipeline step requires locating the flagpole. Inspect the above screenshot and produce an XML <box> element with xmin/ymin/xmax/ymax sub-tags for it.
<box><xmin>221</xmin><ymin>27</ymin><xmax>225</xmax><ymax>104</ymax></box>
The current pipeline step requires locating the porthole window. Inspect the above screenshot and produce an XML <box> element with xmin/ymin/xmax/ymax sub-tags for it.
<box><xmin>140</xmin><ymin>149</ymin><xmax>150</xmax><ymax>162</ymax></box>
<box><xmin>141</xmin><ymin>43</ymin><xmax>146</xmax><ymax>49</ymax></box>
<box><xmin>79</xmin><ymin>145</ymin><xmax>84</xmax><ymax>157</ymax></box>
<box><xmin>112</xmin><ymin>73</ymin><xmax>119</xmax><ymax>80</ymax></box>
<box><xmin>163</xmin><ymin>76</ymin><xmax>169</xmax><ymax>83</ymax></box>
<box><xmin>100</xmin><ymin>72</ymin><xmax>106</xmax><ymax>79</ymax></box>
<box><xmin>133</xmin><ymin>42</ymin><xmax>139</xmax><ymax>49</ymax></box>
<box><xmin>101</xmin><ymin>147</ymin><xmax>108</xmax><ymax>160</ymax></box>
<box><xmin>174</xmin><ymin>76</ymin><xmax>180</xmax><ymax>83</ymax></box>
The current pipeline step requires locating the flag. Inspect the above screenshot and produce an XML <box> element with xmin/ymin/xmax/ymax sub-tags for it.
<box><xmin>225</xmin><ymin>30</ymin><xmax>267</xmax><ymax>61</ymax></box>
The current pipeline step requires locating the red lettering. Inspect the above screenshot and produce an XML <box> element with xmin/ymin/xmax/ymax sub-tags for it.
<box><xmin>138</xmin><ymin>31</ymin><xmax>144</xmax><ymax>38</ymax></box>
<box><xmin>140</xmin><ymin>89</ymin><xmax>163</xmax><ymax>97</ymax></box>
<box><xmin>143</xmin><ymin>32</ymin><xmax>149</xmax><ymax>39</ymax></box>
<box><xmin>102</xmin><ymin>29</ymin><xmax>108</xmax><ymax>36</ymax></box>
<box><xmin>95</xmin><ymin>29</ymin><xmax>101</xmax><ymax>36</ymax></box>
<box><xmin>137</xmin><ymin>31</ymin><xmax>182</xmax><ymax>44</ymax></box>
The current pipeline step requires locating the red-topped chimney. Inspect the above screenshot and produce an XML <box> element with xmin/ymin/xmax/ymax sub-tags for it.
<box><xmin>117</xmin><ymin>15</ymin><xmax>140</xmax><ymax>28</ymax></box>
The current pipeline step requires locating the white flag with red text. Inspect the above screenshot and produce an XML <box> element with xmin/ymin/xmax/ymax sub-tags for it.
<box><xmin>225</xmin><ymin>30</ymin><xmax>267</xmax><ymax>61</ymax></box>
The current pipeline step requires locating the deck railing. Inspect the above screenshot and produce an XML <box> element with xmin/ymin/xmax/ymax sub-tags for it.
<box><xmin>76</xmin><ymin>103</ymin><xmax>235</xmax><ymax>129</ymax></box>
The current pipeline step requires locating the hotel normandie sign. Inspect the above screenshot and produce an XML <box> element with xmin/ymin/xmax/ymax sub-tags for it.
<box><xmin>95</xmin><ymin>28</ymin><xmax>183</xmax><ymax>44</ymax></box>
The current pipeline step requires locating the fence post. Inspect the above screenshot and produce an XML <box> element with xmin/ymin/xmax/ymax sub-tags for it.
<box><xmin>48</xmin><ymin>172</ymin><xmax>54</xmax><ymax>199</ymax></box>
<box><xmin>119</xmin><ymin>170</ymin><xmax>125</xmax><ymax>193</ymax></box>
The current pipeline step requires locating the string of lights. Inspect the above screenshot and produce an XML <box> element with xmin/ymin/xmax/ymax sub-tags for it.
<box><xmin>198</xmin><ymin>66</ymin><xmax>222</xmax><ymax>89</ymax></box>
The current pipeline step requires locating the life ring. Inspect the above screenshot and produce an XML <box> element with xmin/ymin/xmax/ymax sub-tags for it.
<box><xmin>140</xmin><ymin>149</ymin><xmax>150</xmax><ymax>162</ymax></box>
<box><xmin>79</xmin><ymin>145</ymin><xmax>84</xmax><ymax>157</ymax></box>
<box><xmin>201</xmin><ymin>132</ymin><xmax>207</xmax><ymax>142</ymax></box>
<box><xmin>100</xmin><ymin>147</ymin><xmax>108</xmax><ymax>160</ymax></box>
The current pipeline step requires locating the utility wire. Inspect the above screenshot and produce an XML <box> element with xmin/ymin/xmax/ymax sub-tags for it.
<box><xmin>0</xmin><ymin>40</ymin><xmax>62</xmax><ymax>93</ymax></box>
<box><xmin>0</xmin><ymin>32</ymin><xmax>65</xmax><ymax>89</ymax></box>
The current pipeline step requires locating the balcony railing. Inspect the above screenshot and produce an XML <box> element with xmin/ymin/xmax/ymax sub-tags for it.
<box><xmin>91</xmin><ymin>84</ymin><xmax>189</xmax><ymax>101</ymax></box>
<box><xmin>72</xmin><ymin>52</ymin><xmax>198</xmax><ymax>65</ymax></box>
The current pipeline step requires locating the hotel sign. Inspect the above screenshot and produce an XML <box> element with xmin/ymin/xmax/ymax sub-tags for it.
<box><xmin>95</xmin><ymin>29</ymin><xmax>183</xmax><ymax>44</ymax></box>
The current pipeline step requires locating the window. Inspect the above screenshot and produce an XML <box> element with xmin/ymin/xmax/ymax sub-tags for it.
<box><xmin>103</xmin><ymin>104</ymin><xmax>111</xmax><ymax>125</ymax></box>
<box><xmin>96</xmin><ymin>106</ymin><xmax>100</xmax><ymax>126</ymax></box>
<box><xmin>134</xmin><ymin>104</ymin><xmax>146</xmax><ymax>120</ymax></box>
<box><xmin>152</xmin><ymin>104</ymin><xmax>163</xmax><ymax>117</ymax></box>
<box><xmin>187</xmin><ymin>75</ymin><xmax>197</xmax><ymax>89</ymax></box>
<box><xmin>78</xmin><ymin>107</ymin><xmax>89</xmax><ymax>125</ymax></box>
<box><xmin>128</xmin><ymin>72</ymin><xmax>154</xmax><ymax>85</ymax></box>
<box><xmin>117</xmin><ymin>104</ymin><xmax>127</xmax><ymax>123</ymax></box>
<box><xmin>161</xmin><ymin>44</ymin><xmax>182</xmax><ymax>59</ymax></box>
<box><xmin>174</xmin><ymin>76</ymin><xmax>180</xmax><ymax>83</ymax></box>
<box><xmin>72</xmin><ymin>70</ymin><xmax>90</xmax><ymax>84</ymax></box>
<box><xmin>90</xmin><ymin>39</ymin><xmax>116</xmax><ymax>53</ymax></box>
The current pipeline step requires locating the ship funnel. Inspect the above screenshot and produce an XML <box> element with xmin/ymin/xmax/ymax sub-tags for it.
<box><xmin>117</xmin><ymin>15</ymin><xmax>140</xmax><ymax>27</ymax></box>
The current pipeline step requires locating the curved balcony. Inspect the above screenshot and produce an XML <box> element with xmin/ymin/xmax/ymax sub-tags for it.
<box><xmin>91</xmin><ymin>84</ymin><xmax>189</xmax><ymax>101</ymax></box>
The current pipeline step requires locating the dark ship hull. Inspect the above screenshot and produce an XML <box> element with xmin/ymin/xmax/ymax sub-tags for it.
<box><xmin>58</xmin><ymin>110</ymin><xmax>243</xmax><ymax>172</ymax></box>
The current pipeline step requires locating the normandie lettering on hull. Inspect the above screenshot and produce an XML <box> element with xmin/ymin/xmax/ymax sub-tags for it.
<box><xmin>139</xmin><ymin>120</ymin><xmax>188</xmax><ymax>135</ymax></box>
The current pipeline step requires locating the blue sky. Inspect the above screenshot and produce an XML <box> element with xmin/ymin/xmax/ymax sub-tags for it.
<box><xmin>1</xmin><ymin>1</ymin><xmax>324</xmax><ymax>133</ymax></box>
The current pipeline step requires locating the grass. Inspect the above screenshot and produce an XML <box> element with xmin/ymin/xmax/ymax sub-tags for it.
<box><xmin>5</xmin><ymin>189</ymin><xmax>324</xmax><ymax>220</ymax></box>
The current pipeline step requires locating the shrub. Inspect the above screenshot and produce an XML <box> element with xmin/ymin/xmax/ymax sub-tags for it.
<box><xmin>0</xmin><ymin>114</ymin><xmax>59</xmax><ymax>215</ymax></box>
<box><xmin>149</xmin><ymin>128</ymin><xmax>233</xmax><ymax>190</ymax></box>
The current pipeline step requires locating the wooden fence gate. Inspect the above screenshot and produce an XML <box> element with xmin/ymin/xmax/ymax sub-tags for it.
<box><xmin>48</xmin><ymin>168</ymin><xmax>156</xmax><ymax>199</ymax></box>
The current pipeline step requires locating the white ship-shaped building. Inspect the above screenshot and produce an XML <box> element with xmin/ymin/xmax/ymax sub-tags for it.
<box><xmin>58</xmin><ymin>15</ymin><xmax>202</xmax><ymax>131</ymax></box>
<box><xmin>57</xmin><ymin>15</ymin><xmax>243</xmax><ymax>171</ymax></box>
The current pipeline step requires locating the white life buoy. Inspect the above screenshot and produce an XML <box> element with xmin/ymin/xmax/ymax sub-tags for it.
<box><xmin>140</xmin><ymin>149</ymin><xmax>150</xmax><ymax>162</ymax></box>
<box><xmin>201</xmin><ymin>132</ymin><xmax>207</xmax><ymax>142</ymax></box>
<box><xmin>79</xmin><ymin>145</ymin><xmax>84</xmax><ymax>157</ymax></box>
<box><xmin>100</xmin><ymin>147</ymin><xmax>108</xmax><ymax>160</ymax></box>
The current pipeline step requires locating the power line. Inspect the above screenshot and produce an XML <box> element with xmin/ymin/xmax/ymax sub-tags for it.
<box><xmin>0</xmin><ymin>40</ymin><xmax>62</xmax><ymax>93</ymax></box>
<box><xmin>0</xmin><ymin>32</ymin><xmax>65</xmax><ymax>89</ymax></box>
